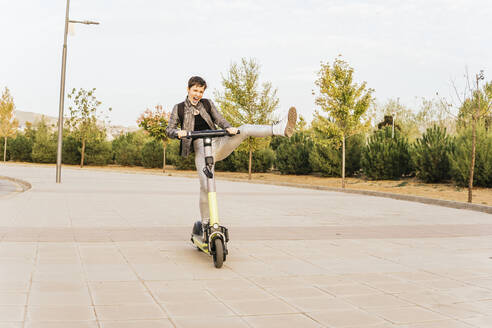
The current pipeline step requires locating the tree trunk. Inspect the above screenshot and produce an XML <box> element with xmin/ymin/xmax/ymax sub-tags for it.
<box><xmin>162</xmin><ymin>142</ymin><xmax>166</xmax><ymax>173</ymax></box>
<box><xmin>248</xmin><ymin>149</ymin><xmax>252</xmax><ymax>180</ymax></box>
<box><xmin>468</xmin><ymin>114</ymin><xmax>477</xmax><ymax>203</ymax></box>
<box><xmin>3</xmin><ymin>137</ymin><xmax>7</xmax><ymax>162</ymax></box>
<box><xmin>342</xmin><ymin>134</ymin><xmax>346</xmax><ymax>189</ymax></box>
<box><xmin>80</xmin><ymin>138</ymin><xmax>85</xmax><ymax>168</ymax></box>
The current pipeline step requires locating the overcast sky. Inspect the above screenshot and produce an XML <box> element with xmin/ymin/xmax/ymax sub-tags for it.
<box><xmin>1</xmin><ymin>0</ymin><xmax>490</xmax><ymax>127</ymax></box>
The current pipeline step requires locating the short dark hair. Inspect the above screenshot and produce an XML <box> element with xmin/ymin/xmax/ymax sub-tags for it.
<box><xmin>188</xmin><ymin>76</ymin><xmax>207</xmax><ymax>89</ymax></box>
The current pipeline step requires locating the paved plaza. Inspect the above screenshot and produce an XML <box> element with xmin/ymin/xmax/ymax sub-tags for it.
<box><xmin>0</xmin><ymin>163</ymin><xmax>491</xmax><ymax>327</ymax></box>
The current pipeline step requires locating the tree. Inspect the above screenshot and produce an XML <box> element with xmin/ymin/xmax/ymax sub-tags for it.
<box><xmin>0</xmin><ymin>87</ymin><xmax>19</xmax><ymax>162</ymax></box>
<box><xmin>275</xmin><ymin>132</ymin><xmax>313</xmax><ymax>175</ymax></box>
<box><xmin>67</xmin><ymin>88</ymin><xmax>111</xmax><ymax>168</ymax></box>
<box><xmin>361</xmin><ymin>127</ymin><xmax>412</xmax><ymax>180</ymax></box>
<box><xmin>31</xmin><ymin>117</ymin><xmax>57</xmax><ymax>163</ymax></box>
<box><xmin>137</xmin><ymin>104</ymin><xmax>170</xmax><ymax>172</ymax></box>
<box><xmin>374</xmin><ymin>98</ymin><xmax>456</xmax><ymax>142</ymax></box>
<box><xmin>215</xmin><ymin>58</ymin><xmax>279</xmax><ymax>180</ymax></box>
<box><xmin>412</xmin><ymin>125</ymin><xmax>453</xmax><ymax>183</ymax></box>
<box><xmin>449</xmin><ymin>123</ymin><xmax>492</xmax><ymax>188</ymax></box>
<box><xmin>314</xmin><ymin>56</ymin><xmax>374</xmax><ymax>188</ymax></box>
<box><xmin>450</xmin><ymin>72</ymin><xmax>491</xmax><ymax>203</ymax></box>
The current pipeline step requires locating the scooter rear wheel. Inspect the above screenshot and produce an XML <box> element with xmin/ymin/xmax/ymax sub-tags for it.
<box><xmin>213</xmin><ymin>238</ymin><xmax>224</xmax><ymax>268</ymax></box>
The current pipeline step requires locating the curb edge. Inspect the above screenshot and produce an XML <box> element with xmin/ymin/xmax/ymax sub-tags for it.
<box><xmin>0</xmin><ymin>176</ymin><xmax>32</xmax><ymax>192</ymax></box>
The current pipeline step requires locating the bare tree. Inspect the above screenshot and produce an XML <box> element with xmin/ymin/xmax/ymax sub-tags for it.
<box><xmin>440</xmin><ymin>70</ymin><xmax>490</xmax><ymax>203</ymax></box>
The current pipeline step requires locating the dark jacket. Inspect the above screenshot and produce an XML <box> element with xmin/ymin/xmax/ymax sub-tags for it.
<box><xmin>166</xmin><ymin>97</ymin><xmax>232</xmax><ymax>157</ymax></box>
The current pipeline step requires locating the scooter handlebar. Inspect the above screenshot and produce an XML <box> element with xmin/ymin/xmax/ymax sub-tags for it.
<box><xmin>183</xmin><ymin>129</ymin><xmax>240</xmax><ymax>139</ymax></box>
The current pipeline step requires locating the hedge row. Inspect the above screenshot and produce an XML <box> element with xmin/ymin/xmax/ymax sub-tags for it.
<box><xmin>2</xmin><ymin>122</ymin><xmax>491</xmax><ymax>187</ymax></box>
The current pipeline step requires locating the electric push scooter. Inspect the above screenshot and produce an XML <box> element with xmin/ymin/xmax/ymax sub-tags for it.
<box><xmin>185</xmin><ymin>129</ymin><xmax>238</xmax><ymax>268</ymax></box>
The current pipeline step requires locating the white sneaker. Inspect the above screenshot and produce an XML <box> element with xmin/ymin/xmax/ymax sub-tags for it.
<box><xmin>272</xmin><ymin>107</ymin><xmax>297</xmax><ymax>137</ymax></box>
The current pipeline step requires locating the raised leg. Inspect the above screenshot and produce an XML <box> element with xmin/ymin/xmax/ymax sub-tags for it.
<box><xmin>214</xmin><ymin>124</ymin><xmax>272</xmax><ymax>161</ymax></box>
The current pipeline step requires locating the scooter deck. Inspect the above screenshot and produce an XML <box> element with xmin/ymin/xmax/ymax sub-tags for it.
<box><xmin>191</xmin><ymin>234</ymin><xmax>210</xmax><ymax>254</ymax></box>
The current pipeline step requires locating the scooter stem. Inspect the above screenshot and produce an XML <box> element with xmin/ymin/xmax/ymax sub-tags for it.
<box><xmin>203</xmin><ymin>137</ymin><xmax>219</xmax><ymax>225</ymax></box>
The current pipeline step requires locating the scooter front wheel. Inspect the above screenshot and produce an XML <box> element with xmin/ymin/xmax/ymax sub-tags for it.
<box><xmin>213</xmin><ymin>238</ymin><xmax>224</xmax><ymax>268</ymax></box>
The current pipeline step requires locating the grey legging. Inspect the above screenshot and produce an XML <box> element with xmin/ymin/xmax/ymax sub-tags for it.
<box><xmin>193</xmin><ymin>124</ymin><xmax>272</xmax><ymax>220</ymax></box>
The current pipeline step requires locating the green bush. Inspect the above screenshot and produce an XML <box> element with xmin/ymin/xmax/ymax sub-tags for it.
<box><xmin>361</xmin><ymin>127</ymin><xmax>412</xmax><ymax>180</ymax></box>
<box><xmin>141</xmin><ymin>139</ymin><xmax>164</xmax><ymax>168</ymax></box>
<box><xmin>345</xmin><ymin>134</ymin><xmax>365</xmax><ymax>176</ymax></box>
<box><xmin>309</xmin><ymin>141</ymin><xmax>340</xmax><ymax>177</ymax></box>
<box><xmin>269</xmin><ymin>136</ymin><xmax>283</xmax><ymax>151</ymax></box>
<box><xmin>31</xmin><ymin>122</ymin><xmax>57</xmax><ymax>163</ymax></box>
<box><xmin>175</xmin><ymin>154</ymin><xmax>196</xmax><ymax>170</ymax></box>
<box><xmin>32</xmin><ymin>137</ymin><xmax>57</xmax><ymax>163</ymax></box>
<box><xmin>309</xmin><ymin>134</ymin><xmax>365</xmax><ymax>177</ymax></box>
<box><xmin>112</xmin><ymin>131</ymin><xmax>147</xmax><ymax>166</ymax></box>
<box><xmin>165</xmin><ymin>139</ymin><xmax>195</xmax><ymax>170</ymax></box>
<box><xmin>85</xmin><ymin>139</ymin><xmax>112</xmax><ymax>166</ymax></box>
<box><xmin>9</xmin><ymin>134</ymin><xmax>32</xmax><ymax>162</ymax></box>
<box><xmin>449</xmin><ymin>124</ymin><xmax>492</xmax><ymax>187</ymax></box>
<box><xmin>165</xmin><ymin>139</ymin><xmax>180</xmax><ymax>166</ymax></box>
<box><xmin>275</xmin><ymin>132</ymin><xmax>313</xmax><ymax>174</ymax></box>
<box><xmin>412</xmin><ymin>125</ymin><xmax>453</xmax><ymax>183</ymax></box>
<box><xmin>227</xmin><ymin>148</ymin><xmax>275</xmax><ymax>173</ymax></box>
<box><xmin>62</xmin><ymin>135</ymin><xmax>81</xmax><ymax>165</ymax></box>
<box><xmin>215</xmin><ymin>151</ymin><xmax>236</xmax><ymax>171</ymax></box>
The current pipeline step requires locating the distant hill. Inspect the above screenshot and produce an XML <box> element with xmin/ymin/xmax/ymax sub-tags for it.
<box><xmin>15</xmin><ymin>110</ymin><xmax>58</xmax><ymax>129</ymax></box>
<box><xmin>14</xmin><ymin>110</ymin><xmax>138</xmax><ymax>140</ymax></box>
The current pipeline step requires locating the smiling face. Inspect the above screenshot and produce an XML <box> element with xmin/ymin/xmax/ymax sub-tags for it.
<box><xmin>187</xmin><ymin>85</ymin><xmax>206</xmax><ymax>106</ymax></box>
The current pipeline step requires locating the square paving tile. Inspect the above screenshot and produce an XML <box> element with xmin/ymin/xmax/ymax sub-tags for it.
<box><xmin>268</xmin><ymin>287</ymin><xmax>329</xmax><ymax>299</ymax></box>
<box><xmin>209</xmin><ymin>287</ymin><xmax>273</xmax><ymax>301</ymax></box>
<box><xmin>308</xmin><ymin>309</ymin><xmax>385</xmax><ymax>327</ymax></box>
<box><xmin>284</xmin><ymin>295</ymin><xmax>354</xmax><ymax>312</ymax></box>
<box><xmin>396</xmin><ymin>319</ymin><xmax>480</xmax><ymax>328</ymax></box>
<box><xmin>29</xmin><ymin>291</ymin><xmax>92</xmax><ymax>305</ymax></box>
<box><xmin>462</xmin><ymin>315</ymin><xmax>492</xmax><ymax>327</ymax></box>
<box><xmin>224</xmin><ymin>299</ymin><xmax>298</xmax><ymax>316</ymax></box>
<box><xmin>396</xmin><ymin>291</ymin><xmax>463</xmax><ymax>306</ymax></box>
<box><xmin>0</xmin><ymin>282</ymin><xmax>29</xmax><ymax>292</ymax></box>
<box><xmin>369</xmin><ymin>306</ymin><xmax>450</xmax><ymax>324</ymax></box>
<box><xmin>99</xmin><ymin>320</ymin><xmax>174</xmax><ymax>328</ymax></box>
<box><xmin>343</xmin><ymin>294</ymin><xmax>413</xmax><ymax>308</ymax></box>
<box><xmin>88</xmin><ymin>281</ymin><xmax>146</xmax><ymax>293</ymax></box>
<box><xmin>145</xmin><ymin>280</ymin><xmax>204</xmax><ymax>292</ymax></box>
<box><xmin>0</xmin><ymin>293</ymin><xmax>27</xmax><ymax>305</ymax></box>
<box><xmin>319</xmin><ymin>283</ymin><xmax>381</xmax><ymax>297</ymax></box>
<box><xmin>25</xmin><ymin>322</ymin><xmax>98</xmax><ymax>328</ymax></box>
<box><xmin>32</xmin><ymin>272</ymin><xmax>85</xmax><ymax>283</ymax></box>
<box><xmin>427</xmin><ymin>303</ymin><xmax>485</xmax><ymax>319</ymax></box>
<box><xmin>249</xmin><ymin>276</ymin><xmax>307</xmax><ymax>288</ymax></box>
<box><xmin>91</xmin><ymin>290</ymin><xmax>155</xmax><ymax>305</ymax></box>
<box><xmin>95</xmin><ymin>304</ymin><xmax>166</xmax><ymax>321</ymax></box>
<box><xmin>302</xmin><ymin>274</ymin><xmax>352</xmax><ymax>286</ymax></box>
<box><xmin>244</xmin><ymin>314</ymin><xmax>323</xmax><ymax>328</ymax></box>
<box><xmin>173</xmin><ymin>317</ymin><xmax>249</xmax><ymax>328</ymax></box>
<box><xmin>366</xmin><ymin>282</ymin><xmax>428</xmax><ymax>294</ymax></box>
<box><xmin>153</xmin><ymin>290</ymin><xmax>216</xmax><ymax>303</ymax></box>
<box><xmin>84</xmin><ymin>265</ymin><xmax>138</xmax><ymax>282</ymax></box>
<box><xmin>0</xmin><ymin>323</ymin><xmax>23</xmax><ymax>328</ymax></box>
<box><xmin>0</xmin><ymin>306</ymin><xmax>25</xmax><ymax>321</ymax></box>
<box><xmin>132</xmin><ymin>264</ymin><xmax>193</xmax><ymax>281</ymax></box>
<box><xmin>27</xmin><ymin>306</ymin><xmax>95</xmax><ymax>321</ymax></box>
<box><xmin>162</xmin><ymin>300</ymin><xmax>234</xmax><ymax>317</ymax></box>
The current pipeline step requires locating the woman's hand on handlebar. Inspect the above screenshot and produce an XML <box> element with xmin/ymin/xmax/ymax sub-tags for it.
<box><xmin>177</xmin><ymin>130</ymin><xmax>188</xmax><ymax>139</ymax></box>
<box><xmin>226</xmin><ymin>127</ymin><xmax>238</xmax><ymax>135</ymax></box>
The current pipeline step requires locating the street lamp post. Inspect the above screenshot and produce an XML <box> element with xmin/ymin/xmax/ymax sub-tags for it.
<box><xmin>55</xmin><ymin>0</ymin><xmax>99</xmax><ymax>183</ymax></box>
<box><xmin>392</xmin><ymin>97</ymin><xmax>400</xmax><ymax>139</ymax></box>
